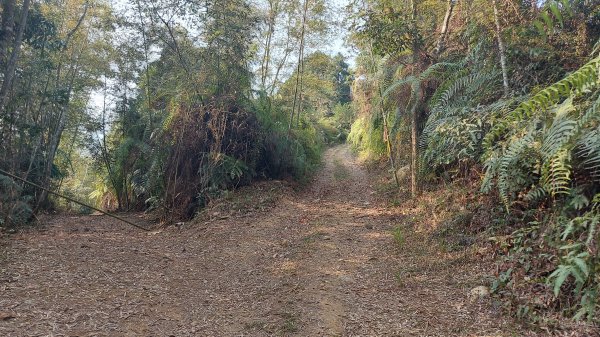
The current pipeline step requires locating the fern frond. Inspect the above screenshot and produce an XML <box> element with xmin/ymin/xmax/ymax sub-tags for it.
<box><xmin>417</xmin><ymin>62</ymin><xmax>458</xmax><ymax>81</ymax></box>
<box><xmin>485</xmin><ymin>55</ymin><xmax>600</xmax><ymax>147</ymax></box>
<box><xmin>577</xmin><ymin>129</ymin><xmax>600</xmax><ymax>176</ymax></box>
<box><xmin>382</xmin><ymin>76</ymin><xmax>416</xmax><ymax>98</ymax></box>
<box><xmin>540</xmin><ymin>100</ymin><xmax>577</xmax><ymax>160</ymax></box>
<box><xmin>430</xmin><ymin>71</ymin><xmax>497</xmax><ymax>117</ymax></box>
<box><xmin>578</xmin><ymin>93</ymin><xmax>600</xmax><ymax>128</ymax></box>
<box><xmin>498</xmin><ymin>132</ymin><xmax>535</xmax><ymax>207</ymax></box>
<box><xmin>481</xmin><ymin>155</ymin><xmax>499</xmax><ymax>193</ymax></box>
<box><xmin>525</xmin><ymin>185</ymin><xmax>548</xmax><ymax>203</ymax></box>
<box><xmin>541</xmin><ymin>149</ymin><xmax>572</xmax><ymax>196</ymax></box>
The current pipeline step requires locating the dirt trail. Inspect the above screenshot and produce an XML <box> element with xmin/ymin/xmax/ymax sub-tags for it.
<box><xmin>1</xmin><ymin>145</ymin><xmax>516</xmax><ymax>336</ymax></box>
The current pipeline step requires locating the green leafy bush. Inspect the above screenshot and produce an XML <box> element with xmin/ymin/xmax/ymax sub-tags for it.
<box><xmin>482</xmin><ymin>54</ymin><xmax>600</xmax><ymax>322</ymax></box>
<box><xmin>348</xmin><ymin>115</ymin><xmax>387</xmax><ymax>159</ymax></box>
<box><xmin>0</xmin><ymin>175</ymin><xmax>33</xmax><ymax>227</ymax></box>
<box><xmin>255</xmin><ymin>97</ymin><xmax>323</xmax><ymax>181</ymax></box>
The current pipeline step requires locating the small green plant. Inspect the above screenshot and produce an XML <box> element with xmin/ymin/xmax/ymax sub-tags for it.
<box><xmin>394</xmin><ymin>270</ymin><xmax>406</xmax><ymax>288</ymax></box>
<box><xmin>392</xmin><ymin>226</ymin><xmax>405</xmax><ymax>247</ymax></box>
<box><xmin>244</xmin><ymin>321</ymin><xmax>268</xmax><ymax>331</ymax></box>
<box><xmin>278</xmin><ymin>312</ymin><xmax>298</xmax><ymax>334</ymax></box>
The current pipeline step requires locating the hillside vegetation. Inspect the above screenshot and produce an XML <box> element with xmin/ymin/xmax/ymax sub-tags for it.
<box><xmin>348</xmin><ymin>0</ymin><xmax>600</xmax><ymax>327</ymax></box>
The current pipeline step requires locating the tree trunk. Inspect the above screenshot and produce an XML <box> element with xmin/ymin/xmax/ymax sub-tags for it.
<box><xmin>289</xmin><ymin>0</ymin><xmax>309</xmax><ymax>130</ymax></box>
<box><xmin>36</xmin><ymin>63</ymin><xmax>80</xmax><ymax>208</ymax></box>
<box><xmin>135</xmin><ymin>0</ymin><xmax>152</xmax><ymax>109</ymax></box>
<box><xmin>269</xmin><ymin>16</ymin><xmax>293</xmax><ymax>96</ymax></box>
<box><xmin>0</xmin><ymin>0</ymin><xmax>30</xmax><ymax>113</ymax></box>
<box><xmin>261</xmin><ymin>0</ymin><xmax>278</xmax><ymax>90</ymax></box>
<box><xmin>296</xmin><ymin>35</ymin><xmax>306</xmax><ymax>127</ymax></box>
<box><xmin>409</xmin><ymin>0</ymin><xmax>419</xmax><ymax>198</ymax></box>
<box><xmin>0</xmin><ymin>0</ymin><xmax>15</xmax><ymax>64</ymax></box>
<box><xmin>433</xmin><ymin>0</ymin><xmax>455</xmax><ymax>58</ymax></box>
<box><xmin>492</xmin><ymin>0</ymin><xmax>509</xmax><ymax>96</ymax></box>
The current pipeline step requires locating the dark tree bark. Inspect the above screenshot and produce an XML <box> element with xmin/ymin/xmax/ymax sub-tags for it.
<box><xmin>0</xmin><ymin>0</ymin><xmax>15</xmax><ymax>65</ymax></box>
<box><xmin>0</xmin><ymin>0</ymin><xmax>30</xmax><ymax>113</ymax></box>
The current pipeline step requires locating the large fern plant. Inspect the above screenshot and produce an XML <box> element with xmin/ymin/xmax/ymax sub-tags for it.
<box><xmin>482</xmin><ymin>54</ymin><xmax>600</xmax><ymax>207</ymax></box>
<box><xmin>481</xmin><ymin>53</ymin><xmax>600</xmax><ymax>321</ymax></box>
<box><xmin>417</xmin><ymin>41</ymin><xmax>511</xmax><ymax>175</ymax></box>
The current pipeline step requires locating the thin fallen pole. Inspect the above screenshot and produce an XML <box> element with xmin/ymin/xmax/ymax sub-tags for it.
<box><xmin>0</xmin><ymin>168</ymin><xmax>150</xmax><ymax>231</ymax></box>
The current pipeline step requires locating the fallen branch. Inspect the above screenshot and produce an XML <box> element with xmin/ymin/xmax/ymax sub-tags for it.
<box><xmin>0</xmin><ymin>168</ymin><xmax>150</xmax><ymax>231</ymax></box>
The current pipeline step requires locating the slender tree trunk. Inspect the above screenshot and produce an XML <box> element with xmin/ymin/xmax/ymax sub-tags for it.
<box><xmin>37</xmin><ymin>62</ymin><xmax>80</xmax><ymax>208</ymax></box>
<box><xmin>261</xmin><ymin>0</ymin><xmax>278</xmax><ymax>90</ymax></box>
<box><xmin>289</xmin><ymin>0</ymin><xmax>309</xmax><ymax>130</ymax></box>
<box><xmin>368</xmin><ymin>44</ymin><xmax>399</xmax><ymax>186</ymax></box>
<box><xmin>410</xmin><ymin>0</ymin><xmax>419</xmax><ymax>198</ymax></box>
<box><xmin>296</xmin><ymin>36</ymin><xmax>306</xmax><ymax>127</ymax></box>
<box><xmin>99</xmin><ymin>78</ymin><xmax>122</xmax><ymax>209</ymax></box>
<box><xmin>0</xmin><ymin>0</ymin><xmax>30</xmax><ymax>113</ymax></box>
<box><xmin>0</xmin><ymin>0</ymin><xmax>15</xmax><ymax>65</ymax></box>
<box><xmin>433</xmin><ymin>0</ymin><xmax>455</xmax><ymax>58</ymax></box>
<box><xmin>135</xmin><ymin>0</ymin><xmax>152</xmax><ymax>109</ymax></box>
<box><xmin>269</xmin><ymin>17</ymin><xmax>293</xmax><ymax>96</ymax></box>
<box><xmin>380</xmin><ymin>90</ymin><xmax>399</xmax><ymax>187</ymax></box>
<box><xmin>492</xmin><ymin>0</ymin><xmax>509</xmax><ymax>96</ymax></box>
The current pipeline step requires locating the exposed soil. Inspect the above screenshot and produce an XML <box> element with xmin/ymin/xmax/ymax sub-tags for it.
<box><xmin>0</xmin><ymin>145</ymin><xmax>520</xmax><ymax>336</ymax></box>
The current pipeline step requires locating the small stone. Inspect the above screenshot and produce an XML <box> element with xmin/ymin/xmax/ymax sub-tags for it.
<box><xmin>365</xmin><ymin>224</ymin><xmax>374</xmax><ymax>230</ymax></box>
<box><xmin>469</xmin><ymin>286</ymin><xmax>490</xmax><ymax>301</ymax></box>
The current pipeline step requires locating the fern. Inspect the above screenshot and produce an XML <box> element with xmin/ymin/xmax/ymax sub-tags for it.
<box><xmin>483</xmin><ymin>54</ymin><xmax>600</xmax><ymax>208</ymax></box>
<box><xmin>497</xmin><ymin>131</ymin><xmax>536</xmax><ymax>206</ymax></box>
<box><xmin>415</xmin><ymin>55</ymin><xmax>501</xmax><ymax>174</ymax></box>
<box><xmin>430</xmin><ymin>71</ymin><xmax>497</xmax><ymax>117</ymax></box>
<box><xmin>540</xmin><ymin>100</ymin><xmax>577</xmax><ymax>160</ymax></box>
<box><xmin>485</xmin><ymin>55</ymin><xmax>600</xmax><ymax>149</ymax></box>
<box><xmin>541</xmin><ymin>148</ymin><xmax>572</xmax><ymax>196</ymax></box>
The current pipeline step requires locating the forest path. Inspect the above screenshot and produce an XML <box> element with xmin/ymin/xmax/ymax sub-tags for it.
<box><xmin>0</xmin><ymin>145</ymin><xmax>517</xmax><ymax>336</ymax></box>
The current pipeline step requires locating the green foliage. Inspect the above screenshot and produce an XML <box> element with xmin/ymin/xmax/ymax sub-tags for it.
<box><xmin>0</xmin><ymin>175</ymin><xmax>33</xmax><ymax>227</ymax></box>
<box><xmin>420</xmin><ymin>65</ymin><xmax>505</xmax><ymax>175</ymax></box>
<box><xmin>254</xmin><ymin>96</ymin><xmax>323</xmax><ymax>181</ymax></box>
<box><xmin>350</xmin><ymin>0</ymin><xmax>600</xmax><ymax>325</ymax></box>
<box><xmin>347</xmin><ymin>115</ymin><xmax>386</xmax><ymax>159</ymax></box>
<box><xmin>278</xmin><ymin>52</ymin><xmax>353</xmax><ymax>120</ymax></box>
<box><xmin>480</xmin><ymin>53</ymin><xmax>600</xmax><ymax>322</ymax></box>
<box><xmin>533</xmin><ymin>0</ymin><xmax>572</xmax><ymax>41</ymax></box>
<box><xmin>483</xmin><ymin>55</ymin><xmax>600</xmax><ymax>209</ymax></box>
<box><xmin>551</xmin><ymin>202</ymin><xmax>600</xmax><ymax>320</ymax></box>
<box><xmin>356</xmin><ymin>8</ymin><xmax>417</xmax><ymax>56</ymax></box>
<box><xmin>196</xmin><ymin>154</ymin><xmax>253</xmax><ymax>205</ymax></box>
<box><xmin>392</xmin><ymin>226</ymin><xmax>405</xmax><ymax>247</ymax></box>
